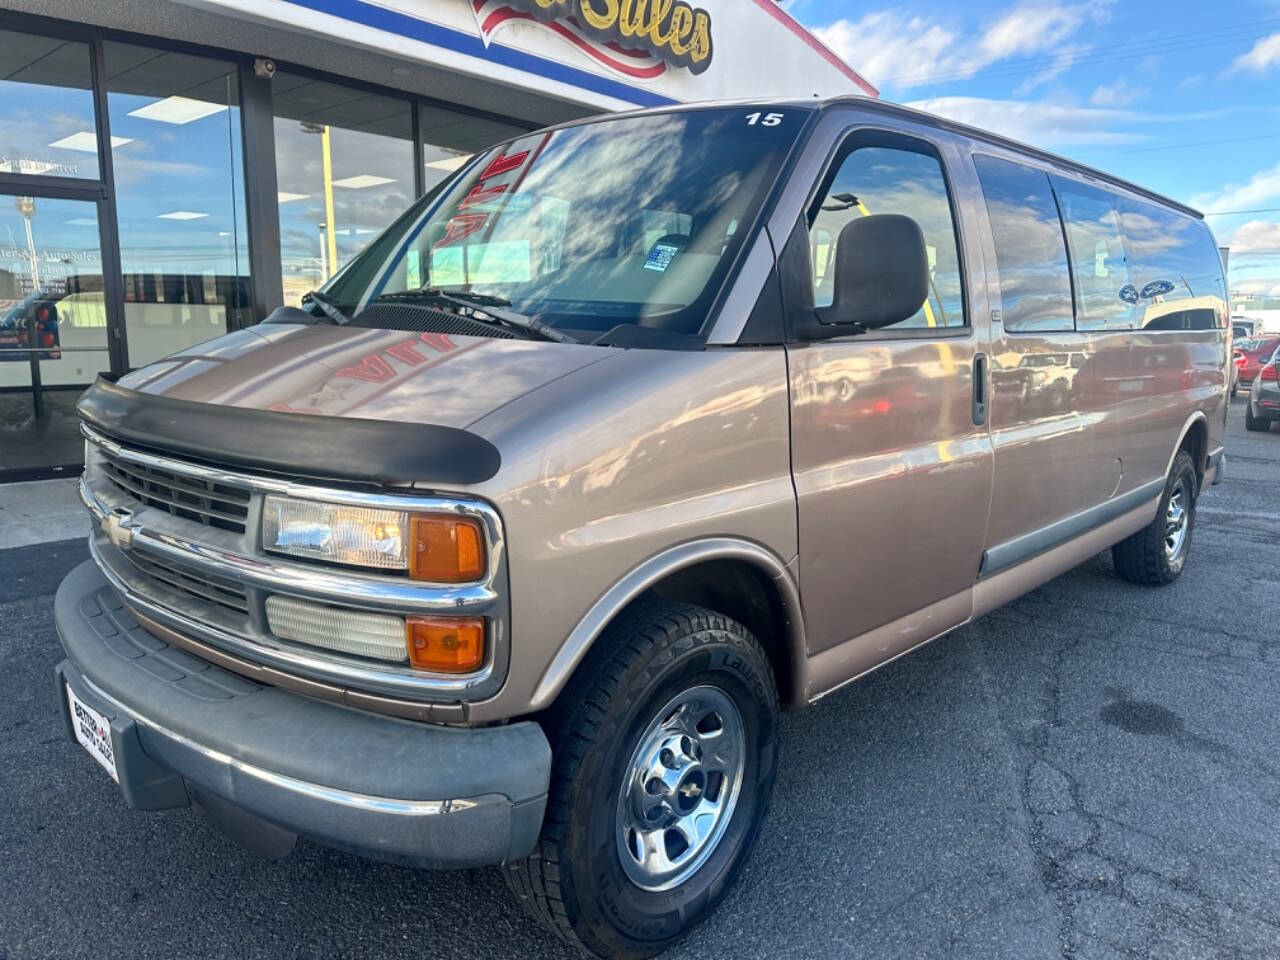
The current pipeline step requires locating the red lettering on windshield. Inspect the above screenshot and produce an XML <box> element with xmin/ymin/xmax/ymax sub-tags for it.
<box><xmin>479</xmin><ymin>150</ymin><xmax>529</xmax><ymax>180</ymax></box>
<box><xmin>459</xmin><ymin>182</ymin><xmax>509</xmax><ymax>210</ymax></box>
<box><xmin>433</xmin><ymin>212</ymin><xmax>488</xmax><ymax>250</ymax></box>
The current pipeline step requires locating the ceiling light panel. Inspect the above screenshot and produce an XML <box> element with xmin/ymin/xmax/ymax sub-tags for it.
<box><xmin>331</xmin><ymin>174</ymin><xmax>396</xmax><ymax>189</ymax></box>
<box><xmin>128</xmin><ymin>96</ymin><xmax>228</xmax><ymax>125</ymax></box>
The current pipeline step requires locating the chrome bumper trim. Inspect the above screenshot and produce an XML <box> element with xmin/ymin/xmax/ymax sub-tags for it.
<box><xmin>76</xmin><ymin>670</ymin><xmax>473</xmax><ymax>817</ymax></box>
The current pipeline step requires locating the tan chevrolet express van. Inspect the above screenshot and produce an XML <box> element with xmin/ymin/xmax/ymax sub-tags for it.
<box><xmin>55</xmin><ymin>98</ymin><xmax>1228</xmax><ymax>958</ymax></box>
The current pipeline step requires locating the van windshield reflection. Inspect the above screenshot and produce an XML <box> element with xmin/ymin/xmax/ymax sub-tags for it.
<box><xmin>324</xmin><ymin>107</ymin><xmax>801</xmax><ymax>341</ymax></box>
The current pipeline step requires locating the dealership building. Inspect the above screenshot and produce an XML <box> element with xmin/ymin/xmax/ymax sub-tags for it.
<box><xmin>0</xmin><ymin>0</ymin><xmax>875</xmax><ymax>479</ymax></box>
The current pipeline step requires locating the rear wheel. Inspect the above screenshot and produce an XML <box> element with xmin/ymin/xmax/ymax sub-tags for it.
<box><xmin>505</xmin><ymin>601</ymin><xmax>778</xmax><ymax>959</ymax></box>
<box><xmin>1245</xmin><ymin>403</ymin><xmax>1270</xmax><ymax>432</ymax></box>
<box><xmin>1112</xmin><ymin>450</ymin><xmax>1197</xmax><ymax>585</ymax></box>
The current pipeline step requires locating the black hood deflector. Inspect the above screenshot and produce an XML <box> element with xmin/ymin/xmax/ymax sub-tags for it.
<box><xmin>77</xmin><ymin>377</ymin><xmax>500</xmax><ymax>487</ymax></box>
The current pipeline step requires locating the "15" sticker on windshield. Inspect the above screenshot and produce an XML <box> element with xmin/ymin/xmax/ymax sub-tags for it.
<box><xmin>745</xmin><ymin>112</ymin><xmax>785</xmax><ymax>127</ymax></box>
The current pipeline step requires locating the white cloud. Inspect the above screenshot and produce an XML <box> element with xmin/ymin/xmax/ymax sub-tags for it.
<box><xmin>1229</xmin><ymin>33</ymin><xmax>1280</xmax><ymax>74</ymax></box>
<box><xmin>905</xmin><ymin>96</ymin><xmax>1146</xmax><ymax>148</ymax></box>
<box><xmin>1089</xmin><ymin>80</ymin><xmax>1146</xmax><ymax>107</ymax></box>
<box><xmin>1190</xmin><ymin>161</ymin><xmax>1280</xmax><ymax>213</ymax></box>
<box><xmin>1231</xmin><ymin>277</ymin><xmax>1280</xmax><ymax>296</ymax></box>
<box><xmin>813</xmin><ymin>13</ymin><xmax>958</xmax><ymax>91</ymax></box>
<box><xmin>1016</xmin><ymin>44</ymin><xmax>1087</xmax><ymax>94</ymax></box>
<box><xmin>976</xmin><ymin>2</ymin><xmax>1104</xmax><ymax>61</ymax></box>
<box><xmin>812</xmin><ymin>0</ymin><xmax>1113</xmax><ymax>93</ymax></box>
<box><xmin>1225</xmin><ymin>220</ymin><xmax>1280</xmax><ymax>253</ymax></box>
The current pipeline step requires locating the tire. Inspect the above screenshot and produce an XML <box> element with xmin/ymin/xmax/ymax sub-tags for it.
<box><xmin>505</xmin><ymin>601</ymin><xmax>779</xmax><ymax>959</ymax></box>
<box><xmin>1230</xmin><ymin>382</ymin><xmax>1237</xmax><ymax>399</ymax></box>
<box><xmin>1112</xmin><ymin>449</ymin><xmax>1197</xmax><ymax>585</ymax></box>
<box><xmin>1245</xmin><ymin>403</ymin><xmax>1270</xmax><ymax>432</ymax></box>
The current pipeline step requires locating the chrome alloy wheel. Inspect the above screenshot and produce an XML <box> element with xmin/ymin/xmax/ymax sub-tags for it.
<box><xmin>616</xmin><ymin>685</ymin><xmax>746</xmax><ymax>892</ymax></box>
<box><xmin>1164</xmin><ymin>481</ymin><xmax>1190</xmax><ymax>561</ymax></box>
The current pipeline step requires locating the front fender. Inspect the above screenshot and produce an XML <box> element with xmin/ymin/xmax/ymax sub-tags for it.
<box><xmin>528</xmin><ymin>537</ymin><xmax>805</xmax><ymax>711</ymax></box>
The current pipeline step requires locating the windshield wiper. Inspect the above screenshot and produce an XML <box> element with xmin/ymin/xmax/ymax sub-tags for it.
<box><xmin>375</xmin><ymin>288</ymin><xmax>577</xmax><ymax>344</ymax></box>
<box><xmin>301</xmin><ymin>289</ymin><xmax>353</xmax><ymax>325</ymax></box>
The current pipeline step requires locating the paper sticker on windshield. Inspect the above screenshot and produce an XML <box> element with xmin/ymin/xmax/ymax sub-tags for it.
<box><xmin>644</xmin><ymin>242</ymin><xmax>681</xmax><ymax>273</ymax></box>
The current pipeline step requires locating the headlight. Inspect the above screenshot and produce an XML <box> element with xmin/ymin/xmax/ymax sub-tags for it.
<box><xmin>263</xmin><ymin>496</ymin><xmax>407</xmax><ymax>570</ymax></box>
<box><xmin>262</xmin><ymin>495</ymin><xmax>486</xmax><ymax>582</ymax></box>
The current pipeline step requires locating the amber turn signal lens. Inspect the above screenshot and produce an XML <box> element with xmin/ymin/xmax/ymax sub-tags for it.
<box><xmin>406</xmin><ymin>617</ymin><xmax>486</xmax><ymax>673</ymax></box>
<box><xmin>408</xmin><ymin>515</ymin><xmax>485</xmax><ymax>582</ymax></box>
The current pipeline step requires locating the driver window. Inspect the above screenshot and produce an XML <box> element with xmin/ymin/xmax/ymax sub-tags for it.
<box><xmin>810</xmin><ymin>144</ymin><xmax>966</xmax><ymax>329</ymax></box>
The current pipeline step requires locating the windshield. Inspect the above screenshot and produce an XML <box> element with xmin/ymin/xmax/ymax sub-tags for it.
<box><xmin>320</xmin><ymin>107</ymin><xmax>804</xmax><ymax>341</ymax></box>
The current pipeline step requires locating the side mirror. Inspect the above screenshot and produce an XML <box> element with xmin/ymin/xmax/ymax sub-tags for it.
<box><xmin>801</xmin><ymin>214</ymin><xmax>930</xmax><ymax>339</ymax></box>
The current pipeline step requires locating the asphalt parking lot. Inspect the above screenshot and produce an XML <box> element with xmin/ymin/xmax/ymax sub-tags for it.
<box><xmin>2</xmin><ymin>399</ymin><xmax>1278</xmax><ymax>960</ymax></box>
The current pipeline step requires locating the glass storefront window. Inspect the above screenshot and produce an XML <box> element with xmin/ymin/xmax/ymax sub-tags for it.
<box><xmin>0</xmin><ymin>195</ymin><xmax>107</xmax><ymax>475</ymax></box>
<box><xmin>0</xmin><ymin>29</ymin><xmax>98</xmax><ymax>180</ymax></box>
<box><xmin>272</xmin><ymin>73</ymin><xmax>414</xmax><ymax>305</ymax></box>
<box><xmin>105</xmin><ymin>42</ymin><xmax>250</xmax><ymax>367</ymax></box>
<box><xmin>0</xmin><ymin>26</ymin><xmax>531</xmax><ymax>480</ymax></box>
<box><xmin>420</xmin><ymin>104</ymin><xmax>528</xmax><ymax>194</ymax></box>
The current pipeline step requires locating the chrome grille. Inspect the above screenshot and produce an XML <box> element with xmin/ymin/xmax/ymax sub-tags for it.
<box><xmin>80</xmin><ymin>422</ymin><xmax>508</xmax><ymax>706</ymax></box>
<box><xmin>122</xmin><ymin>548</ymin><xmax>250</xmax><ymax>615</ymax></box>
<box><xmin>98</xmin><ymin>447</ymin><xmax>250</xmax><ymax>533</ymax></box>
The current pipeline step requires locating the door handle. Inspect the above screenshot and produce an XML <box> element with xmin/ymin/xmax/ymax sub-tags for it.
<box><xmin>972</xmin><ymin>353</ymin><xmax>988</xmax><ymax>426</ymax></box>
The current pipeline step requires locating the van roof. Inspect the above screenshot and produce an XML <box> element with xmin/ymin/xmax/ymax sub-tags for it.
<box><xmin>576</xmin><ymin>96</ymin><xmax>1200</xmax><ymax>221</ymax></box>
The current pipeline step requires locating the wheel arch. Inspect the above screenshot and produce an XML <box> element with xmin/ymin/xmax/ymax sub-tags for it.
<box><xmin>1167</xmin><ymin>411</ymin><xmax>1209</xmax><ymax>491</ymax></box>
<box><xmin>529</xmin><ymin>539</ymin><xmax>807</xmax><ymax>712</ymax></box>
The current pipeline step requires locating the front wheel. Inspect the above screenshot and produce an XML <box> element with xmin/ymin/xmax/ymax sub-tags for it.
<box><xmin>506</xmin><ymin>601</ymin><xmax>778</xmax><ymax>959</ymax></box>
<box><xmin>1112</xmin><ymin>449</ymin><xmax>1197</xmax><ymax>585</ymax></box>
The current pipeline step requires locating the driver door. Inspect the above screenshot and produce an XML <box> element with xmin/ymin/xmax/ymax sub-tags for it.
<box><xmin>785</xmin><ymin>127</ymin><xmax>994</xmax><ymax>667</ymax></box>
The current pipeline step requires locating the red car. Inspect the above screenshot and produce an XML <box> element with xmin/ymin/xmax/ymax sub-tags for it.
<box><xmin>1233</xmin><ymin>336</ymin><xmax>1280</xmax><ymax>398</ymax></box>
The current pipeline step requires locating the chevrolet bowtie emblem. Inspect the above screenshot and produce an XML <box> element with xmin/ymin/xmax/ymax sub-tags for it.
<box><xmin>679</xmin><ymin>781</ymin><xmax>702</xmax><ymax>800</ymax></box>
<box><xmin>103</xmin><ymin>508</ymin><xmax>136</xmax><ymax>551</ymax></box>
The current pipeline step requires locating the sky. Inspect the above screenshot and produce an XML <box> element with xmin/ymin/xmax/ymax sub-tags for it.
<box><xmin>785</xmin><ymin>0</ymin><xmax>1280</xmax><ymax>300</ymax></box>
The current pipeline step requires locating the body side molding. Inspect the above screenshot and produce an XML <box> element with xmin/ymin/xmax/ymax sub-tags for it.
<box><xmin>979</xmin><ymin>478</ymin><xmax>1165</xmax><ymax>580</ymax></box>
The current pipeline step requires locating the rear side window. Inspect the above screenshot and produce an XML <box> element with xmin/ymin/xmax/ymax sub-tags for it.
<box><xmin>973</xmin><ymin>155</ymin><xmax>1073</xmax><ymax>333</ymax></box>
<box><xmin>1052</xmin><ymin>177</ymin><xmax>1137</xmax><ymax>331</ymax></box>
<box><xmin>810</xmin><ymin>143</ymin><xmax>966</xmax><ymax>329</ymax></box>
<box><xmin>1118</xmin><ymin>200</ymin><xmax>1225</xmax><ymax>330</ymax></box>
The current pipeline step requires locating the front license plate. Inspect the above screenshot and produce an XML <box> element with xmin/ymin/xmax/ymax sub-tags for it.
<box><xmin>66</xmin><ymin>684</ymin><xmax>119</xmax><ymax>783</ymax></box>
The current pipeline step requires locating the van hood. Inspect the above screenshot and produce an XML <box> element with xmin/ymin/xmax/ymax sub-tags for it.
<box><xmin>116</xmin><ymin>323</ymin><xmax>610</xmax><ymax>429</ymax></box>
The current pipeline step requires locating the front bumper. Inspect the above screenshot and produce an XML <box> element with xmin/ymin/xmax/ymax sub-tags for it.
<box><xmin>54</xmin><ymin>559</ymin><xmax>550</xmax><ymax>869</ymax></box>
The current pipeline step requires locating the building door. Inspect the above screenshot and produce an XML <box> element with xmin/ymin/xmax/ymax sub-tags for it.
<box><xmin>0</xmin><ymin>25</ymin><xmax>126</xmax><ymax>480</ymax></box>
<box><xmin>0</xmin><ymin>192</ymin><xmax>115</xmax><ymax>478</ymax></box>
<box><xmin>786</xmin><ymin>129</ymin><xmax>994</xmax><ymax>665</ymax></box>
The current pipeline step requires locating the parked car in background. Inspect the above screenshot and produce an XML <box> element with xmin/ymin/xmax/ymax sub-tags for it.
<box><xmin>1234</xmin><ymin>316</ymin><xmax>1261</xmax><ymax>339</ymax></box>
<box><xmin>1247</xmin><ymin>357</ymin><xmax>1280</xmax><ymax>432</ymax></box>
<box><xmin>1233</xmin><ymin>336</ymin><xmax>1280</xmax><ymax>397</ymax></box>
<box><xmin>52</xmin><ymin>97</ymin><xmax>1229</xmax><ymax>959</ymax></box>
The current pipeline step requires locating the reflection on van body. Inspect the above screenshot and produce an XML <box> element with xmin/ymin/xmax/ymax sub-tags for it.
<box><xmin>52</xmin><ymin>98</ymin><xmax>1228</xmax><ymax>959</ymax></box>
